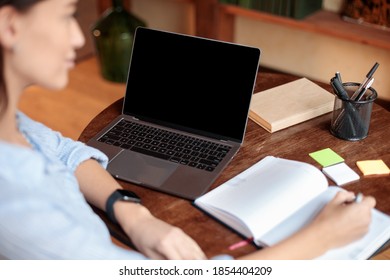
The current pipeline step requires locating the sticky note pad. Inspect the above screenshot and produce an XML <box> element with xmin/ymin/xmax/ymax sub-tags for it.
<box><xmin>309</xmin><ymin>148</ymin><xmax>344</xmax><ymax>167</ymax></box>
<box><xmin>322</xmin><ymin>162</ymin><xmax>360</xmax><ymax>185</ymax></box>
<box><xmin>356</xmin><ymin>160</ymin><xmax>390</xmax><ymax>176</ymax></box>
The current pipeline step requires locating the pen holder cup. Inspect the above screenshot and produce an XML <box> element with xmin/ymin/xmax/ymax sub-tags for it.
<box><xmin>330</xmin><ymin>82</ymin><xmax>377</xmax><ymax>141</ymax></box>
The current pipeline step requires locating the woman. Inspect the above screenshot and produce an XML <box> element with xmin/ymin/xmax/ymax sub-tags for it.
<box><xmin>0</xmin><ymin>0</ymin><xmax>376</xmax><ymax>260</ymax></box>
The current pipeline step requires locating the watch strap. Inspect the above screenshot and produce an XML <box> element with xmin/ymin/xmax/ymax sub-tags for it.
<box><xmin>105</xmin><ymin>189</ymin><xmax>141</xmax><ymax>224</ymax></box>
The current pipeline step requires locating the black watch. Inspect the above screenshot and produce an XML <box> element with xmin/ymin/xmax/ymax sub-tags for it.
<box><xmin>105</xmin><ymin>189</ymin><xmax>141</xmax><ymax>224</ymax></box>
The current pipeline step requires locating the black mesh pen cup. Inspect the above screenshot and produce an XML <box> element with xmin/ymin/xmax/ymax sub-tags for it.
<box><xmin>330</xmin><ymin>82</ymin><xmax>377</xmax><ymax>141</ymax></box>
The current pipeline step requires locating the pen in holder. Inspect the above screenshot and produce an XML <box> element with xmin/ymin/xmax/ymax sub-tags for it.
<box><xmin>330</xmin><ymin>82</ymin><xmax>377</xmax><ymax>141</ymax></box>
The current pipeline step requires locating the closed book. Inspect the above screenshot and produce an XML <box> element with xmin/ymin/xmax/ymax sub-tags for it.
<box><xmin>249</xmin><ymin>77</ymin><xmax>334</xmax><ymax>133</ymax></box>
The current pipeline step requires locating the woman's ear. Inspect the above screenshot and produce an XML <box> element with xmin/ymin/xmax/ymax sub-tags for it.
<box><xmin>0</xmin><ymin>6</ymin><xmax>20</xmax><ymax>51</ymax></box>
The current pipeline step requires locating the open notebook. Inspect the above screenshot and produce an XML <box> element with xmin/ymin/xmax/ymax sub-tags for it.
<box><xmin>194</xmin><ymin>156</ymin><xmax>390</xmax><ymax>259</ymax></box>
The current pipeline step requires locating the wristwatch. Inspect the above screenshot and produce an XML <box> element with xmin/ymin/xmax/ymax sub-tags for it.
<box><xmin>105</xmin><ymin>189</ymin><xmax>141</xmax><ymax>224</ymax></box>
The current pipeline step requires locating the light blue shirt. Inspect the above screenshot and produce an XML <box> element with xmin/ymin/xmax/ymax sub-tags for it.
<box><xmin>0</xmin><ymin>112</ymin><xmax>231</xmax><ymax>260</ymax></box>
<box><xmin>0</xmin><ymin>112</ymin><xmax>149</xmax><ymax>259</ymax></box>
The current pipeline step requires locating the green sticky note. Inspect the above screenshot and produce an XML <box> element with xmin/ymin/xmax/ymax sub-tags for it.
<box><xmin>309</xmin><ymin>148</ymin><xmax>344</xmax><ymax>167</ymax></box>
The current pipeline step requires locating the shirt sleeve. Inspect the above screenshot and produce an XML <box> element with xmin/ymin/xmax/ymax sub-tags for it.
<box><xmin>45</xmin><ymin>130</ymin><xmax>109</xmax><ymax>171</ymax></box>
<box><xmin>19</xmin><ymin>112</ymin><xmax>108</xmax><ymax>171</ymax></box>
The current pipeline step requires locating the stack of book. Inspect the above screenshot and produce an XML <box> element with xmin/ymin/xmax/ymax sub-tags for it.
<box><xmin>248</xmin><ymin>78</ymin><xmax>335</xmax><ymax>133</ymax></box>
<box><xmin>220</xmin><ymin>0</ymin><xmax>323</xmax><ymax>19</ymax></box>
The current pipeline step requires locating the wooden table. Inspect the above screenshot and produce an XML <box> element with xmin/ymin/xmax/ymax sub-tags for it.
<box><xmin>79</xmin><ymin>71</ymin><xmax>390</xmax><ymax>259</ymax></box>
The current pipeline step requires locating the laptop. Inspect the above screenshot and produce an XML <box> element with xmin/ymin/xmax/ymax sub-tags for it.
<box><xmin>87</xmin><ymin>27</ymin><xmax>261</xmax><ymax>200</ymax></box>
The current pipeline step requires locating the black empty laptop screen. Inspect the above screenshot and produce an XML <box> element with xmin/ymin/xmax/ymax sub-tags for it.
<box><xmin>123</xmin><ymin>28</ymin><xmax>260</xmax><ymax>142</ymax></box>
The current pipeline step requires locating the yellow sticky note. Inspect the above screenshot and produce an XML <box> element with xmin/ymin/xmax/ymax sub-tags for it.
<box><xmin>356</xmin><ymin>160</ymin><xmax>390</xmax><ymax>176</ymax></box>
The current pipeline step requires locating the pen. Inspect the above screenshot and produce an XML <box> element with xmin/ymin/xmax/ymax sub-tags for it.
<box><xmin>228</xmin><ymin>237</ymin><xmax>253</xmax><ymax>250</ymax></box>
<box><xmin>354</xmin><ymin>192</ymin><xmax>363</xmax><ymax>203</ymax></box>
<box><xmin>346</xmin><ymin>192</ymin><xmax>363</xmax><ymax>204</ymax></box>
<box><xmin>354</xmin><ymin>77</ymin><xmax>374</xmax><ymax>101</ymax></box>
<box><xmin>351</xmin><ymin>62</ymin><xmax>379</xmax><ymax>100</ymax></box>
<box><xmin>335</xmin><ymin>71</ymin><xmax>343</xmax><ymax>84</ymax></box>
<box><xmin>331</xmin><ymin>76</ymin><xmax>349</xmax><ymax>100</ymax></box>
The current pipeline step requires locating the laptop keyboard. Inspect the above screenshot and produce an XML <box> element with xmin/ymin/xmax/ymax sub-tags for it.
<box><xmin>98</xmin><ymin>119</ymin><xmax>231</xmax><ymax>172</ymax></box>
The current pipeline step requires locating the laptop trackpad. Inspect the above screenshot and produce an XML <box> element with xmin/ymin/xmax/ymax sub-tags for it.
<box><xmin>107</xmin><ymin>150</ymin><xmax>178</xmax><ymax>187</ymax></box>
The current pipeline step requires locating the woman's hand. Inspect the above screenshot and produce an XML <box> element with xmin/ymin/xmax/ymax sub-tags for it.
<box><xmin>117</xmin><ymin>202</ymin><xmax>206</xmax><ymax>260</ymax></box>
<box><xmin>238</xmin><ymin>190</ymin><xmax>377</xmax><ymax>260</ymax></box>
<box><xmin>310</xmin><ymin>191</ymin><xmax>376</xmax><ymax>251</ymax></box>
<box><xmin>76</xmin><ymin>160</ymin><xmax>206</xmax><ymax>259</ymax></box>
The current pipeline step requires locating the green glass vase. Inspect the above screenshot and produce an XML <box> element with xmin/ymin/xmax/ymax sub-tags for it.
<box><xmin>92</xmin><ymin>0</ymin><xmax>146</xmax><ymax>83</ymax></box>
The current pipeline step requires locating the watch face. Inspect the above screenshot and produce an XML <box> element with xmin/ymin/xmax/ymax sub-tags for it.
<box><xmin>117</xmin><ymin>189</ymin><xmax>141</xmax><ymax>203</ymax></box>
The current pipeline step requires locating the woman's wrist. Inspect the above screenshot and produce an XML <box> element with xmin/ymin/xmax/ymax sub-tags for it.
<box><xmin>114</xmin><ymin>201</ymin><xmax>152</xmax><ymax>236</ymax></box>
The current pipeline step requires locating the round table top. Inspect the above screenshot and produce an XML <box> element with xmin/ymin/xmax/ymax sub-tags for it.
<box><xmin>79</xmin><ymin>72</ymin><xmax>390</xmax><ymax>259</ymax></box>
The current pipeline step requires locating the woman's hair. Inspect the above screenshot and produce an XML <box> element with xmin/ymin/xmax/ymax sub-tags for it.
<box><xmin>0</xmin><ymin>0</ymin><xmax>44</xmax><ymax>115</ymax></box>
